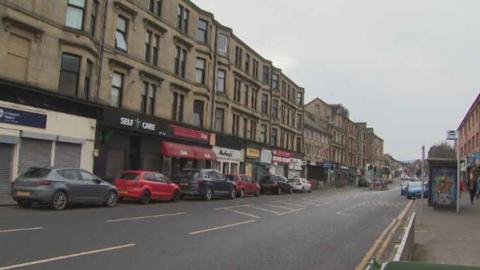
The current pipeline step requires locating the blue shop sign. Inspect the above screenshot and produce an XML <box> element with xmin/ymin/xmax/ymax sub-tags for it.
<box><xmin>0</xmin><ymin>106</ymin><xmax>47</xmax><ymax>129</ymax></box>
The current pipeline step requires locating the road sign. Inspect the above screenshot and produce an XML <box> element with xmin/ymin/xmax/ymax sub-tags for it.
<box><xmin>446</xmin><ymin>130</ymin><xmax>458</xmax><ymax>140</ymax></box>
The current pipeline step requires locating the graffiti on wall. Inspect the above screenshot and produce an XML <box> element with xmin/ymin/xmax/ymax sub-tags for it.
<box><xmin>431</xmin><ymin>167</ymin><xmax>457</xmax><ymax>207</ymax></box>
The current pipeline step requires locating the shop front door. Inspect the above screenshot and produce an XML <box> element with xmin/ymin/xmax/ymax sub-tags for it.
<box><xmin>0</xmin><ymin>143</ymin><xmax>13</xmax><ymax>194</ymax></box>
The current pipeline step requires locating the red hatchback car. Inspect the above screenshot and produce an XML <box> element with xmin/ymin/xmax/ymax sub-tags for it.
<box><xmin>226</xmin><ymin>175</ymin><xmax>261</xmax><ymax>198</ymax></box>
<box><xmin>114</xmin><ymin>171</ymin><xmax>181</xmax><ymax>204</ymax></box>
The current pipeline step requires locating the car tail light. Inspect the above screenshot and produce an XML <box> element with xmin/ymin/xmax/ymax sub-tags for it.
<box><xmin>34</xmin><ymin>180</ymin><xmax>51</xmax><ymax>186</ymax></box>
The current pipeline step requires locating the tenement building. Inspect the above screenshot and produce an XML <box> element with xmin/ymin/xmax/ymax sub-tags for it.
<box><xmin>458</xmin><ymin>93</ymin><xmax>479</xmax><ymax>178</ymax></box>
<box><xmin>365</xmin><ymin>128</ymin><xmax>384</xmax><ymax>178</ymax></box>
<box><xmin>0</xmin><ymin>0</ymin><xmax>304</xmax><ymax>195</ymax></box>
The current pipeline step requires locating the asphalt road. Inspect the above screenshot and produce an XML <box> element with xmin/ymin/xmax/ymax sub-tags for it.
<box><xmin>0</xmin><ymin>184</ymin><xmax>406</xmax><ymax>270</ymax></box>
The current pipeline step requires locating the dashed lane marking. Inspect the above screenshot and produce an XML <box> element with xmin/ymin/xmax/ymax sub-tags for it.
<box><xmin>264</xmin><ymin>204</ymin><xmax>296</xmax><ymax>211</ymax></box>
<box><xmin>250</xmin><ymin>206</ymin><xmax>282</xmax><ymax>215</ymax></box>
<box><xmin>0</xmin><ymin>227</ymin><xmax>43</xmax><ymax>234</ymax></box>
<box><xmin>223</xmin><ymin>208</ymin><xmax>261</xmax><ymax>219</ymax></box>
<box><xmin>106</xmin><ymin>212</ymin><xmax>186</xmax><ymax>223</ymax></box>
<box><xmin>189</xmin><ymin>220</ymin><xmax>256</xmax><ymax>235</ymax></box>
<box><xmin>277</xmin><ymin>208</ymin><xmax>306</xmax><ymax>216</ymax></box>
<box><xmin>0</xmin><ymin>243</ymin><xmax>136</xmax><ymax>270</ymax></box>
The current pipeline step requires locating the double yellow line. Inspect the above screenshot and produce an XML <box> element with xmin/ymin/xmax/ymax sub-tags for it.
<box><xmin>355</xmin><ymin>200</ymin><xmax>414</xmax><ymax>270</ymax></box>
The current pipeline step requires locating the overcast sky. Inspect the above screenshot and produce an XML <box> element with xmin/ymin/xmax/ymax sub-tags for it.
<box><xmin>194</xmin><ymin>0</ymin><xmax>480</xmax><ymax>161</ymax></box>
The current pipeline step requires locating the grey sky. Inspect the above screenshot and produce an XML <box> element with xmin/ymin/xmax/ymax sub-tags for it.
<box><xmin>193</xmin><ymin>0</ymin><xmax>480</xmax><ymax>160</ymax></box>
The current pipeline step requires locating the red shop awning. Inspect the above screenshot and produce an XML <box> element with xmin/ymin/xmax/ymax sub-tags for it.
<box><xmin>192</xmin><ymin>146</ymin><xmax>217</xmax><ymax>160</ymax></box>
<box><xmin>161</xmin><ymin>142</ymin><xmax>194</xmax><ymax>159</ymax></box>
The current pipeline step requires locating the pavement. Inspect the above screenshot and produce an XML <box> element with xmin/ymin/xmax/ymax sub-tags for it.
<box><xmin>0</xmin><ymin>185</ymin><xmax>406</xmax><ymax>270</ymax></box>
<box><xmin>0</xmin><ymin>193</ymin><xmax>15</xmax><ymax>207</ymax></box>
<box><xmin>413</xmin><ymin>191</ymin><xmax>480</xmax><ymax>267</ymax></box>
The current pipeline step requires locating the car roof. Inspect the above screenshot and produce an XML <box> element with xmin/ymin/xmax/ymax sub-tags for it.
<box><xmin>120</xmin><ymin>170</ymin><xmax>158</xmax><ymax>174</ymax></box>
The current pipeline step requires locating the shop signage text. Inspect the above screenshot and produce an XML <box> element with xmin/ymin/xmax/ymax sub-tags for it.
<box><xmin>273</xmin><ymin>156</ymin><xmax>291</xmax><ymax>164</ymax></box>
<box><xmin>246</xmin><ymin>148</ymin><xmax>260</xmax><ymax>159</ymax></box>
<box><xmin>172</xmin><ymin>125</ymin><xmax>210</xmax><ymax>142</ymax></box>
<box><xmin>272</xmin><ymin>149</ymin><xmax>294</xmax><ymax>158</ymax></box>
<box><xmin>213</xmin><ymin>147</ymin><xmax>243</xmax><ymax>161</ymax></box>
<box><xmin>0</xmin><ymin>106</ymin><xmax>47</xmax><ymax>129</ymax></box>
<box><xmin>120</xmin><ymin>117</ymin><xmax>157</xmax><ymax>132</ymax></box>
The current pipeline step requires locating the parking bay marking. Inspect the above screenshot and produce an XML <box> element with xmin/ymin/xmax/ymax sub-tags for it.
<box><xmin>271</xmin><ymin>200</ymin><xmax>308</xmax><ymax>208</ymax></box>
<box><xmin>189</xmin><ymin>220</ymin><xmax>256</xmax><ymax>235</ymax></box>
<box><xmin>0</xmin><ymin>227</ymin><xmax>43</xmax><ymax>234</ymax></box>
<box><xmin>223</xmin><ymin>208</ymin><xmax>261</xmax><ymax>219</ymax></box>
<box><xmin>106</xmin><ymin>212</ymin><xmax>186</xmax><ymax>223</ymax></box>
<box><xmin>249</xmin><ymin>206</ymin><xmax>282</xmax><ymax>215</ymax></box>
<box><xmin>0</xmin><ymin>243</ymin><xmax>136</xmax><ymax>270</ymax></box>
<box><xmin>264</xmin><ymin>204</ymin><xmax>296</xmax><ymax>211</ymax></box>
<box><xmin>277</xmin><ymin>208</ymin><xmax>306</xmax><ymax>216</ymax></box>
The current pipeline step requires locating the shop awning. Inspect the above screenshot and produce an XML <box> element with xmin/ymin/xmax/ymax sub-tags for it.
<box><xmin>192</xmin><ymin>146</ymin><xmax>217</xmax><ymax>160</ymax></box>
<box><xmin>161</xmin><ymin>142</ymin><xmax>194</xmax><ymax>159</ymax></box>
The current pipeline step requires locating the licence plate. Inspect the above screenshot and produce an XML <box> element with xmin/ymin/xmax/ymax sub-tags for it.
<box><xmin>16</xmin><ymin>191</ymin><xmax>31</xmax><ymax>197</ymax></box>
<box><xmin>119</xmin><ymin>191</ymin><xmax>128</xmax><ymax>195</ymax></box>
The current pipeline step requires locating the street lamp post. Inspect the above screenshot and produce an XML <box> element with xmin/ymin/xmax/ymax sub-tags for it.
<box><xmin>447</xmin><ymin>130</ymin><xmax>460</xmax><ymax>214</ymax></box>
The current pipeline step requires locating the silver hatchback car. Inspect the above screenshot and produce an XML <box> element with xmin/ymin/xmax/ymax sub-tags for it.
<box><xmin>11</xmin><ymin>167</ymin><xmax>118</xmax><ymax>210</ymax></box>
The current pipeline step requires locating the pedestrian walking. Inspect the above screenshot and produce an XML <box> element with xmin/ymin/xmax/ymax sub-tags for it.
<box><xmin>468</xmin><ymin>170</ymin><xmax>479</xmax><ymax>205</ymax></box>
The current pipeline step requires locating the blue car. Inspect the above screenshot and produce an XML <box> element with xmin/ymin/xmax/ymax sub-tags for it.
<box><xmin>406</xmin><ymin>181</ymin><xmax>429</xmax><ymax>199</ymax></box>
<box><xmin>400</xmin><ymin>181</ymin><xmax>409</xmax><ymax>196</ymax></box>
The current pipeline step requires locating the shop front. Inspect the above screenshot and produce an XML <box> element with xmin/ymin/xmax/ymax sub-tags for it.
<box><xmin>0</xmin><ymin>101</ymin><xmax>96</xmax><ymax>194</ymax></box>
<box><xmin>244</xmin><ymin>147</ymin><xmax>260</xmax><ymax>180</ymax></box>
<box><xmin>271</xmin><ymin>149</ymin><xmax>294</xmax><ymax>177</ymax></box>
<box><xmin>95</xmin><ymin>109</ymin><xmax>215</xmax><ymax>180</ymax></box>
<box><xmin>288</xmin><ymin>158</ymin><xmax>303</xmax><ymax>179</ymax></box>
<box><xmin>212</xmin><ymin>146</ymin><xmax>244</xmax><ymax>175</ymax></box>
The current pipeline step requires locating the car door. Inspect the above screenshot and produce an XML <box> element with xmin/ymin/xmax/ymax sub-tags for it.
<box><xmin>79</xmin><ymin>170</ymin><xmax>109</xmax><ymax>202</ymax></box>
<box><xmin>213</xmin><ymin>171</ymin><xmax>229</xmax><ymax>194</ymax></box>
<box><xmin>143</xmin><ymin>172</ymin><xmax>160</xmax><ymax>198</ymax></box>
<box><xmin>57</xmin><ymin>169</ymin><xmax>86</xmax><ymax>203</ymax></box>
<box><xmin>242</xmin><ymin>176</ymin><xmax>254</xmax><ymax>194</ymax></box>
<box><xmin>155</xmin><ymin>173</ymin><xmax>174</xmax><ymax>200</ymax></box>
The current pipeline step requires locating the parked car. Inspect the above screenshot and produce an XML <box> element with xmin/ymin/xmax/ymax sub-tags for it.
<box><xmin>173</xmin><ymin>169</ymin><xmax>236</xmax><ymax>201</ymax></box>
<box><xmin>288</xmin><ymin>177</ymin><xmax>312</xmax><ymax>193</ymax></box>
<box><xmin>400</xmin><ymin>181</ymin><xmax>410</xmax><ymax>196</ymax></box>
<box><xmin>259</xmin><ymin>175</ymin><xmax>293</xmax><ymax>194</ymax></box>
<box><xmin>226</xmin><ymin>174</ymin><xmax>260</xmax><ymax>197</ymax></box>
<box><xmin>358</xmin><ymin>178</ymin><xmax>369</xmax><ymax>187</ymax></box>
<box><xmin>406</xmin><ymin>181</ymin><xmax>429</xmax><ymax>199</ymax></box>
<box><xmin>11</xmin><ymin>167</ymin><xmax>118</xmax><ymax>210</ymax></box>
<box><xmin>114</xmin><ymin>170</ymin><xmax>181</xmax><ymax>204</ymax></box>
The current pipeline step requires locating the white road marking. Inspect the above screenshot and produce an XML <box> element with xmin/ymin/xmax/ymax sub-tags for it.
<box><xmin>0</xmin><ymin>243</ymin><xmax>136</xmax><ymax>270</ymax></box>
<box><xmin>272</xmin><ymin>200</ymin><xmax>308</xmax><ymax>208</ymax></box>
<box><xmin>214</xmin><ymin>204</ymin><xmax>252</xmax><ymax>210</ymax></box>
<box><xmin>315</xmin><ymin>201</ymin><xmax>333</xmax><ymax>207</ymax></box>
<box><xmin>224</xmin><ymin>208</ymin><xmax>261</xmax><ymax>219</ymax></box>
<box><xmin>106</xmin><ymin>212</ymin><xmax>186</xmax><ymax>223</ymax></box>
<box><xmin>295</xmin><ymin>199</ymin><xmax>319</xmax><ymax>206</ymax></box>
<box><xmin>277</xmin><ymin>208</ymin><xmax>306</xmax><ymax>216</ymax></box>
<box><xmin>265</xmin><ymin>204</ymin><xmax>296</xmax><ymax>211</ymax></box>
<box><xmin>189</xmin><ymin>220</ymin><xmax>256</xmax><ymax>235</ymax></box>
<box><xmin>0</xmin><ymin>227</ymin><xmax>43</xmax><ymax>234</ymax></box>
<box><xmin>250</xmin><ymin>206</ymin><xmax>281</xmax><ymax>215</ymax></box>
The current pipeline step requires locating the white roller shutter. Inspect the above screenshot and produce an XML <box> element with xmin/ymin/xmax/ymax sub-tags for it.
<box><xmin>55</xmin><ymin>142</ymin><xmax>81</xmax><ymax>168</ymax></box>
<box><xmin>0</xmin><ymin>144</ymin><xmax>13</xmax><ymax>194</ymax></box>
<box><xmin>18</xmin><ymin>138</ymin><xmax>52</xmax><ymax>175</ymax></box>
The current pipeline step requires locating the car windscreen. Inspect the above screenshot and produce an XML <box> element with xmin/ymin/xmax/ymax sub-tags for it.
<box><xmin>22</xmin><ymin>168</ymin><xmax>51</xmax><ymax>178</ymax></box>
<box><xmin>409</xmin><ymin>182</ymin><xmax>422</xmax><ymax>188</ymax></box>
<box><xmin>119</xmin><ymin>173</ymin><xmax>140</xmax><ymax>180</ymax></box>
<box><xmin>174</xmin><ymin>171</ymin><xmax>200</xmax><ymax>182</ymax></box>
<box><xmin>288</xmin><ymin>179</ymin><xmax>299</xmax><ymax>183</ymax></box>
<box><xmin>226</xmin><ymin>175</ymin><xmax>235</xmax><ymax>181</ymax></box>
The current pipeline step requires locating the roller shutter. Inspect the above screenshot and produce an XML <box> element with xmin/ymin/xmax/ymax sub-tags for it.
<box><xmin>55</xmin><ymin>142</ymin><xmax>81</xmax><ymax>168</ymax></box>
<box><xmin>0</xmin><ymin>144</ymin><xmax>13</xmax><ymax>194</ymax></box>
<box><xmin>18</xmin><ymin>138</ymin><xmax>52</xmax><ymax>175</ymax></box>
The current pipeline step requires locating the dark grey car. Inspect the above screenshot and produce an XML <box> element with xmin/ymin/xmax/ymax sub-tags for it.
<box><xmin>11</xmin><ymin>167</ymin><xmax>118</xmax><ymax>210</ymax></box>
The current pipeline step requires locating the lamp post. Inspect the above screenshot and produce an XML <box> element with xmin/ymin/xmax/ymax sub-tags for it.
<box><xmin>447</xmin><ymin>130</ymin><xmax>460</xmax><ymax>214</ymax></box>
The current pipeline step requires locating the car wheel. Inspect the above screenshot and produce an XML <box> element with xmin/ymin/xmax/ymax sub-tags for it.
<box><xmin>239</xmin><ymin>189</ymin><xmax>245</xmax><ymax>198</ymax></box>
<box><xmin>254</xmin><ymin>189</ymin><xmax>260</xmax><ymax>197</ymax></box>
<box><xmin>301</xmin><ymin>187</ymin><xmax>305</xmax><ymax>193</ymax></box>
<box><xmin>203</xmin><ymin>188</ymin><xmax>213</xmax><ymax>201</ymax></box>
<box><xmin>51</xmin><ymin>191</ymin><xmax>68</xmax><ymax>210</ymax></box>
<box><xmin>289</xmin><ymin>188</ymin><xmax>293</xmax><ymax>194</ymax></box>
<box><xmin>17</xmin><ymin>200</ymin><xmax>32</xmax><ymax>208</ymax></box>
<box><xmin>105</xmin><ymin>190</ymin><xmax>118</xmax><ymax>207</ymax></box>
<box><xmin>171</xmin><ymin>190</ymin><xmax>181</xmax><ymax>202</ymax></box>
<box><xmin>276</xmin><ymin>187</ymin><xmax>282</xmax><ymax>195</ymax></box>
<box><xmin>229</xmin><ymin>188</ymin><xmax>236</xmax><ymax>200</ymax></box>
<box><xmin>140</xmin><ymin>191</ymin><xmax>151</xmax><ymax>205</ymax></box>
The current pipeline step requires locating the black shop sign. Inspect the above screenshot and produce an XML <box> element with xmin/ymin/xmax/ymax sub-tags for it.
<box><xmin>0</xmin><ymin>106</ymin><xmax>47</xmax><ymax>129</ymax></box>
<box><xmin>101</xmin><ymin>109</ymin><xmax>171</xmax><ymax>137</ymax></box>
